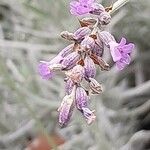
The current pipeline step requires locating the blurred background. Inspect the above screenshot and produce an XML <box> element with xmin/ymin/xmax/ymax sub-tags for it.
<box><xmin>0</xmin><ymin>0</ymin><xmax>150</xmax><ymax>150</ymax></box>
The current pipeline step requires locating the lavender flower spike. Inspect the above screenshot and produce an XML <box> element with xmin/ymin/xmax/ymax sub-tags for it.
<box><xmin>70</xmin><ymin>0</ymin><xmax>95</xmax><ymax>16</ymax></box>
<box><xmin>109</xmin><ymin>37</ymin><xmax>134</xmax><ymax>70</ymax></box>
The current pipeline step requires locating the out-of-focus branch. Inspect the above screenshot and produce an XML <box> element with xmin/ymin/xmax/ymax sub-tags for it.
<box><xmin>120</xmin><ymin>130</ymin><xmax>150</xmax><ymax>150</ymax></box>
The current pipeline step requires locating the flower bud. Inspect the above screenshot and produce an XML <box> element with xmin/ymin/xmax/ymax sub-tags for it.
<box><xmin>65</xmin><ymin>65</ymin><xmax>85</xmax><ymax>83</ymax></box>
<box><xmin>75</xmin><ymin>86</ymin><xmax>88</xmax><ymax>110</ymax></box>
<box><xmin>58</xmin><ymin>94</ymin><xmax>74</xmax><ymax>127</ymax></box>
<box><xmin>98</xmin><ymin>31</ymin><xmax>115</xmax><ymax>47</ymax></box>
<box><xmin>61</xmin><ymin>52</ymin><xmax>80</xmax><ymax>70</ymax></box>
<box><xmin>74</xmin><ymin>27</ymin><xmax>91</xmax><ymax>41</ymax></box>
<box><xmin>89</xmin><ymin>78</ymin><xmax>102</xmax><ymax>94</ymax></box>
<box><xmin>84</xmin><ymin>55</ymin><xmax>96</xmax><ymax>79</ymax></box>
<box><xmin>58</xmin><ymin>44</ymin><xmax>74</xmax><ymax>57</ymax></box>
<box><xmin>80</xmin><ymin>17</ymin><xmax>97</xmax><ymax>27</ymax></box>
<box><xmin>99</xmin><ymin>12</ymin><xmax>111</xmax><ymax>25</ymax></box>
<box><xmin>81</xmin><ymin>36</ymin><xmax>95</xmax><ymax>50</ymax></box>
<box><xmin>65</xmin><ymin>79</ymin><xmax>74</xmax><ymax>95</ymax></box>
<box><xmin>92</xmin><ymin>39</ymin><xmax>104</xmax><ymax>57</ymax></box>
<box><xmin>61</xmin><ymin>31</ymin><xmax>75</xmax><ymax>41</ymax></box>
<box><xmin>90</xmin><ymin>3</ymin><xmax>105</xmax><ymax>15</ymax></box>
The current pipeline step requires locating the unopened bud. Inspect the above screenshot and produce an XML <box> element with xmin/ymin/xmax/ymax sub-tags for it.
<box><xmin>61</xmin><ymin>31</ymin><xmax>75</xmax><ymax>41</ymax></box>
<box><xmin>74</xmin><ymin>27</ymin><xmax>91</xmax><ymax>41</ymax></box>
<box><xmin>89</xmin><ymin>78</ymin><xmax>102</xmax><ymax>94</ymax></box>
<box><xmin>62</xmin><ymin>52</ymin><xmax>80</xmax><ymax>70</ymax></box>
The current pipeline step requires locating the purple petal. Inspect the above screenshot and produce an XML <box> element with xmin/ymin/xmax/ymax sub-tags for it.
<box><xmin>122</xmin><ymin>43</ymin><xmax>134</xmax><ymax>54</ymax></box>
<box><xmin>38</xmin><ymin>63</ymin><xmax>54</xmax><ymax>80</ymax></box>
<box><xmin>109</xmin><ymin>41</ymin><xmax>122</xmax><ymax>62</ymax></box>
<box><xmin>116</xmin><ymin>61</ymin><xmax>127</xmax><ymax>70</ymax></box>
<box><xmin>119</xmin><ymin>37</ymin><xmax>126</xmax><ymax>46</ymax></box>
<box><xmin>76</xmin><ymin>5</ymin><xmax>91</xmax><ymax>14</ymax></box>
<box><xmin>122</xmin><ymin>54</ymin><xmax>131</xmax><ymax>64</ymax></box>
<box><xmin>79</xmin><ymin>0</ymin><xmax>95</xmax><ymax>4</ymax></box>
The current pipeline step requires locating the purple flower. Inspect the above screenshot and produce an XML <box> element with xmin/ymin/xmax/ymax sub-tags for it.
<box><xmin>109</xmin><ymin>37</ymin><xmax>134</xmax><ymax>70</ymax></box>
<box><xmin>38</xmin><ymin>55</ymin><xmax>63</xmax><ymax>79</ymax></box>
<box><xmin>84</xmin><ymin>55</ymin><xmax>96</xmax><ymax>78</ymax></box>
<box><xmin>58</xmin><ymin>94</ymin><xmax>74</xmax><ymax>127</ymax></box>
<box><xmin>70</xmin><ymin>0</ymin><xmax>95</xmax><ymax>16</ymax></box>
<box><xmin>38</xmin><ymin>62</ymin><xmax>54</xmax><ymax>80</ymax></box>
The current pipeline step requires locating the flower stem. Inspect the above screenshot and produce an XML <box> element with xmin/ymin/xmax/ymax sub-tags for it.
<box><xmin>110</xmin><ymin>0</ymin><xmax>129</xmax><ymax>14</ymax></box>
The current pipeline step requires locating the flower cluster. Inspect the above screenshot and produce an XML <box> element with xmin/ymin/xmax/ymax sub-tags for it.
<box><xmin>38</xmin><ymin>0</ymin><xmax>134</xmax><ymax>127</ymax></box>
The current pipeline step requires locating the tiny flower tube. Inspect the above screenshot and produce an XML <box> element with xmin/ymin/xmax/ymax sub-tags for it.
<box><xmin>61</xmin><ymin>52</ymin><xmax>80</xmax><ymax>70</ymax></box>
<box><xmin>65</xmin><ymin>79</ymin><xmax>74</xmax><ymax>95</ymax></box>
<box><xmin>80</xmin><ymin>36</ymin><xmax>95</xmax><ymax>50</ymax></box>
<box><xmin>74</xmin><ymin>27</ymin><xmax>91</xmax><ymax>41</ymax></box>
<box><xmin>89</xmin><ymin>77</ymin><xmax>102</xmax><ymax>94</ymax></box>
<box><xmin>84</xmin><ymin>55</ymin><xmax>96</xmax><ymax>79</ymax></box>
<box><xmin>65</xmin><ymin>65</ymin><xmax>85</xmax><ymax>83</ymax></box>
<box><xmin>108</xmin><ymin>37</ymin><xmax>134</xmax><ymax>70</ymax></box>
<box><xmin>98</xmin><ymin>31</ymin><xmax>115</xmax><ymax>47</ymax></box>
<box><xmin>58</xmin><ymin>44</ymin><xmax>74</xmax><ymax>58</ymax></box>
<box><xmin>99</xmin><ymin>12</ymin><xmax>111</xmax><ymax>25</ymax></box>
<box><xmin>75</xmin><ymin>86</ymin><xmax>89</xmax><ymax>110</ymax></box>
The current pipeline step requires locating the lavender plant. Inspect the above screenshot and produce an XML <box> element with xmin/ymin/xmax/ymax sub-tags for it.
<box><xmin>38</xmin><ymin>0</ymin><xmax>134</xmax><ymax>127</ymax></box>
